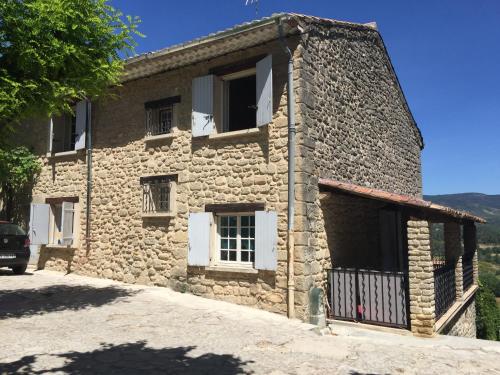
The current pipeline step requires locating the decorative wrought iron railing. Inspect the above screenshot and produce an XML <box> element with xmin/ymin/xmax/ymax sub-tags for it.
<box><xmin>433</xmin><ymin>262</ymin><xmax>456</xmax><ymax>320</ymax></box>
<box><xmin>327</xmin><ymin>268</ymin><xmax>409</xmax><ymax>329</ymax></box>
<box><xmin>462</xmin><ymin>253</ymin><xmax>474</xmax><ymax>292</ymax></box>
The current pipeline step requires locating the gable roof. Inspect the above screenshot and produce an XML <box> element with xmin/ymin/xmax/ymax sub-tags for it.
<box><xmin>123</xmin><ymin>13</ymin><xmax>423</xmax><ymax>148</ymax></box>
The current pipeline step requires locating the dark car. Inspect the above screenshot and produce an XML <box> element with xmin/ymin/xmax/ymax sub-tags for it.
<box><xmin>0</xmin><ymin>221</ymin><xmax>30</xmax><ymax>275</ymax></box>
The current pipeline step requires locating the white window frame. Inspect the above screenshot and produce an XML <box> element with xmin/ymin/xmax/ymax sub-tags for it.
<box><xmin>218</xmin><ymin>68</ymin><xmax>257</xmax><ymax>133</ymax></box>
<box><xmin>214</xmin><ymin>213</ymin><xmax>255</xmax><ymax>268</ymax></box>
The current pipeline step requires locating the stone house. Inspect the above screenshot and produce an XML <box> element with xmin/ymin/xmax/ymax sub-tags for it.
<box><xmin>21</xmin><ymin>13</ymin><xmax>483</xmax><ymax>337</ymax></box>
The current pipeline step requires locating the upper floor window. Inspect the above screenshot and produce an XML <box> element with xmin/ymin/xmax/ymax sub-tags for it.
<box><xmin>191</xmin><ymin>54</ymin><xmax>273</xmax><ymax>137</ymax></box>
<box><xmin>140</xmin><ymin>175</ymin><xmax>177</xmax><ymax>216</ymax></box>
<box><xmin>49</xmin><ymin>100</ymin><xmax>89</xmax><ymax>154</ymax></box>
<box><xmin>221</xmin><ymin>70</ymin><xmax>256</xmax><ymax>132</ymax></box>
<box><xmin>144</xmin><ymin>96</ymin><xmax>180</xmax><ymax>138</ymax></box>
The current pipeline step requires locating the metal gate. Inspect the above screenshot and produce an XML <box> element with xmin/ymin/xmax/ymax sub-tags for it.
<box><xmin>327</xmin><ymin>268</ymin><xmax>409</xmax><ymax>329</ymax></box>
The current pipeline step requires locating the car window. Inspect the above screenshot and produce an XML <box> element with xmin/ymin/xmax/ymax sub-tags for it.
<box><xmin>0</xmin><ymin>224</ymin><xmax>26</xmax><ymax>236</ymax></box>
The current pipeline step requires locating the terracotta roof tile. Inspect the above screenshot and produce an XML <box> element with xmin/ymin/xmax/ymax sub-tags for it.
<box><xmin>318</xmin><ymin>178</ymin><xmax>486</xmax><ymax>223</ymax></box>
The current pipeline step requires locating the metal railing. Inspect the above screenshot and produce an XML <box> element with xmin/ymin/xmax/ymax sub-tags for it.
<box><xmin>327</xmin><ymin>268</ymin><xmax>409</xmax><ymax>329</ymax></box>
<box><xmin>433</xmin><ymin>262</ymin><xmax>456</xmax><ymax>320</ymax></box>
<box><xmin>462</xmin><ymin>253</ymin><xmax>474</xmax><ymax>292</ymax></box>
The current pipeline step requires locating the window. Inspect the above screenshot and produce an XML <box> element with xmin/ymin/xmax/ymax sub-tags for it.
<box><xmin>48</xmin><ymin>201</ymin><xmax>76</xmax><ymax>246</ymax></box>
<box><xmin>146</xmin><ymin>105</ymin><xmax>173</xmax><ymax>136</ymax></box>
<box><xmin>221</xmin><ymin>71</ymin><xmax>257</xmax><ymax>132</ymax></box>
<box><xmin>52</xmin><ymin>113</ymin><xmax>76</xmax><ymax>153</ymax></box>
<box><xmin>49</xmin><ymin>100</ymin><xmax>88</xmax><ymax>153</ymax></box>
<box><xmin>144</xmin><ymin>96</ymin><xmax>180</xmax><ymax>137</ymax></box>
<box><xmin>191</xmin><ymin>54</ymin><xmax>272</xmax><ymax>137</ymax></box>
<box><xmin>141</xmin><ymin>175</ymin><xmax>176</xmax><ymax>215</ymax></box>
<box><xmin>187</xmin><ymin>210</ymin><xmax>277</xmax><ymax>270</ymax></box>
<box><xmin>217</xmin><ymin>214</ymin><xmax>255</xmax><ymax>265</ymax></box>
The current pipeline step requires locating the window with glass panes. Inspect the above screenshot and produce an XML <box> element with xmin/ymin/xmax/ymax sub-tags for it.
<box><xmin>218</xmin><ymin>214</ymin><xmax>255</xmax><ymax>264</ymax></box>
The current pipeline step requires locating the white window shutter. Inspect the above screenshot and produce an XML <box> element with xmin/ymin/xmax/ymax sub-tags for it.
<box><xmin>187</xmin><ymin>212</ymin><xmax>212</xmax><ymax>266</ymax></box>
<box><xmin>74</xmin><ymin>100</ymin><xmax>87</xmax><ymax>150</ymax></box>
<box><xmin>192</xmin><ymin>75</ymin><xmax>215</xmax><ymax>137</ymax></box>
<box><xmin>48</xmin><ymin>117</ymin><xmax>54</xmax><ymax>153</ymax></box>
<box><xmin>256</xmin><ymin>54</ymin><xmax>273</xmax><ymax>127</ymax></box>
<box><xmin>29</xmin><ymin>203</ymin><xmax>50</xmax><ymax>245</ymax></box>
<box><xmin>255</xmin><ymin>210</ymin><xmax>278</xmax><ymax>270</ymax></box>
<box><xmin>61</xmin><ymin>202</ymin><xmax>75</xmax><ymax>246</ymax></box>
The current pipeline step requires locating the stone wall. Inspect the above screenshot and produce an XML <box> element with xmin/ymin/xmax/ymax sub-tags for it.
<box><xmin>293</xmin><ymin>22</ymin><xmax>424</xmax><ymax>320</ymax></box>
<box><xmin>406</xmin><ymin>220</ymin><xmax>435</xmax><ymax>337</ymax></box>
<box><xmin>21</xmin><ymin>37</ymin><xmax>304</xmax><ymax>318</ymax></box>
<box><xmin>298</xmin><ymin>23</ymin><xmax>423</xmax><ymax>197</ymax></box>
<box><xmin>441</xmin><ymin>297</ymin><xmax>477</xmax><ymax>338</ymax></box>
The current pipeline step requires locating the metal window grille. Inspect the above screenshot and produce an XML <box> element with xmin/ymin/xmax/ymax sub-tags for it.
<box><xmin>146</xmin><ymin>106</ymin><xmax>173</xmax><ymax>136</ymax></box>
<box><xmin>141</xmin><ymin>176</ymin><xmax>171</xmax><ymax>213</ymax></box>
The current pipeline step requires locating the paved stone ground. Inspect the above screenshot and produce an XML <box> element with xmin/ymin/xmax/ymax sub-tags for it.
<box><xmin>1</xmin><ymin>268</ymin><xmax>499</xmax><ymax>375</ymax></box>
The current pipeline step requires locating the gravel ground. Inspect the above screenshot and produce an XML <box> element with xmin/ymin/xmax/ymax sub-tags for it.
<box><xmin>0</xmin><ymin>268</ymin><xmax>499</xmax><ymax>374</ymax></box>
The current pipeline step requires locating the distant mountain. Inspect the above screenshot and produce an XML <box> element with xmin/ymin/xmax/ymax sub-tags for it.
<box><xmin>424</xmin><ymin>193</ymin><xmax>500</xmax><ymax>245</ymax></box>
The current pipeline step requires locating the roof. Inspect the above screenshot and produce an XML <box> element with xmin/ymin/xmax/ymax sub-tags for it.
<box><xmin>122</xmin><ymin>12</ymin><xmax>423</xmax><ymax>148</ymax></box>
<box><xmin>123</xmin><ymin>13</ymin><xmax>376</xmax><ymax>82</ymax></box>
<box><xmin>319</xmin><ymin>178</ymin><xmax>486</xmax><ymax>223</ymax></box>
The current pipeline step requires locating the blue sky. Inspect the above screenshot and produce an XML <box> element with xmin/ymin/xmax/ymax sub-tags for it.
<box><xmin>114</xmin><ymin>0</ymin><xmax>500</xmax><ymax>195</ymax></box>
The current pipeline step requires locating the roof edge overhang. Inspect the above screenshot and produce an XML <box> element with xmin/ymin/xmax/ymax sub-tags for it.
<box><xmin>318</xmin><ymin>178</ymin><xmax>486</xmax><ymax>224</ymax></box>
<box><xmin>121</xmin><ymin>13</ymin><xmax>378</xmax><ymax>83</ymax></box>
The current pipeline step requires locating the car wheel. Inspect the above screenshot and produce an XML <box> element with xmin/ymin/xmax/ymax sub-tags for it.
<box><xmin>12</xmin><ymin>265</ymin><xmax>27</xmax><ymax>275</ymax></box>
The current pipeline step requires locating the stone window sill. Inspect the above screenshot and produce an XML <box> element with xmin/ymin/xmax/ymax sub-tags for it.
<box><xmin>142</xmin><ymin>212</ymin><xmax>176</xmax><ymax>219</ymax></box>
<box><xmin>144</xmin><ymin>132</ymin><xmax>178</xmax><ymax>142</ymax></box>
<box><xmin>205</xmin><ymin>265</ymin><xmax>258</xmax><ymax>274</ymax></box>
<box><xmin>435</xmin><ymin>284</ymin><xmax>478</xmax><ymax>333</ymax></box>
<box><xmin>44</xmin><ymin>244</ymin><xmax>78</xmax><ymax>250</ymax></box>
<box><xmin>47</xmin><ymin>150</ymin><xmax>80</xmax><ymax>159</ymax></box>
<box><xmin>208</xmin><ymin>127</ymin><xmax>261</xmax><ymax>140</ymax></box>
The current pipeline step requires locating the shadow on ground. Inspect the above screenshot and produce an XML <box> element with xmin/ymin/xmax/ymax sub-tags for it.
<box><xmin>0</xmin><ymin>269</ymin><xmax>33</xmax><ymax>276</ymax></box>
<box><xmin>0</xmin><ymin>284</ymin><xmax>139</xmax><ymax>319</ymax></box>
<box><xmin>0</xmin><ymin>341</ymin><xmax>253</xmax><ymax>374</ymax></box>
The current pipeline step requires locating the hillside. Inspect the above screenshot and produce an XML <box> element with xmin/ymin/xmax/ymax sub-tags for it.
<box><xmin>424</xmin><ymin>193</ymin><xmax>500</xmax><ymax>244</ymax></box>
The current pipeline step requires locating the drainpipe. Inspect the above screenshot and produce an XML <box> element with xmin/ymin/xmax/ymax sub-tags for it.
<box><xmin>85</xmin><ymin>100</ymin><xmax>92</xmax><ymax>252</ymax></box>
<box><xmin>277</xmin><ymin>18</ymin><xmax>295</xmax><ymax>319</ymax></box>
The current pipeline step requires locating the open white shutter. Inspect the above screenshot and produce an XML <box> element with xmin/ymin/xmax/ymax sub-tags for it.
<box><xmin>187</xmin><ymin>212</ymin><xmax>211</xmax><ymax>266</ymax></box>
<box><xmin>61</xmin><ymin>202</ymin><xmax>75</xmax><ymax>246</ymax></box>
<box><xmin>29</xmin><ymin>203</ymin><xmax>50</xmax><ymax>245</ymax></box>
<box><xmin>192</xmin><ymin>75</ymin><xmax>215</xmax><ymax>137</ymax></box>
<box><xmin>74</xmin><ymin>100</ymin><xmax>87</xmax><ymax>150</ymax></box>
<box><xmin>256</xmin><ymin>54</ymin><xmax>273</xmax><ymax>127</ymax></box>
<box><xmin>48</xmin><ymin>118</ymin><xmax>54</xmax><ymax>153</ymax></box>
<box><xmin>255</xmin><ymin>210</ymin><xmax>278</xmax><ymax>270</ymax></box>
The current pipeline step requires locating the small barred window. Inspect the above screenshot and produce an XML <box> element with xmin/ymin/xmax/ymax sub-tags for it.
<box><xmin>141</xmin><ymin>175</ymin><xmax>173</xmax><ymax>213</ymax></box>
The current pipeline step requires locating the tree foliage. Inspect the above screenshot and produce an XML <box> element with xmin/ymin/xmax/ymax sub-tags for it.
<box><xmin>0</xmin><ymin>0</ymin><xmax>141</xmax><ymax>134</ymax></box>
<box><xmin>476</xmin><ymin>282</ymin><xmax>500</xmax><ymax>341</ymax></box>
<box><xmin>0</xmin><ymin>146</ymin><xmax>41</xmax><ymax>222</ymax></box>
